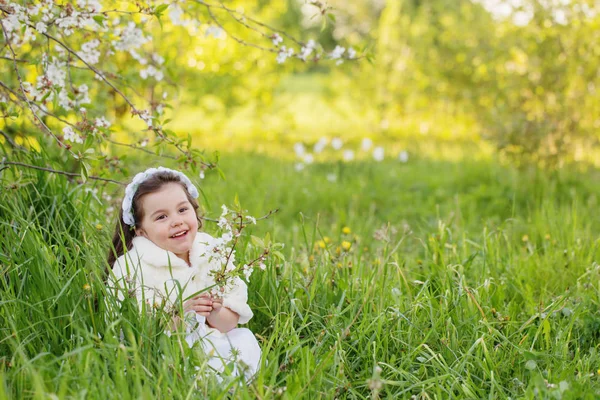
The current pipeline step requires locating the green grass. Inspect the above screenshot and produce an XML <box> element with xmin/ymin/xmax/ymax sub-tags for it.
<box><xmin>1</xmin><ymin>149</ymin><xmax>600</xmax><ymax>399</ymax></box>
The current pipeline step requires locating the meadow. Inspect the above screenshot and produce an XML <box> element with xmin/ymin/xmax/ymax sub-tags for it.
<box><xmin>1</xmin><ymin>147</ymin><xmax>599</xmax><ymax>399</ymax></box>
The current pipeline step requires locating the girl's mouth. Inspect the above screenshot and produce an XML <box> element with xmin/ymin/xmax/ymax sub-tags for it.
<box><xmin>170</xmin><ymin>230</ymin><xmax>188</xmax><ymax>239</ymax></box>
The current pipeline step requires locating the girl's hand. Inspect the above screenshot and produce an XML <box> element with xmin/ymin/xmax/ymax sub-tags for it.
<box><xmin>211</xmin><ymin>297</ymin><xmax>223</xmax><ymax>311</ymax></box>
<box><xmin>183</xmin><ymin>293</ymin><xmax>213</xmax><ymax>317</ymax></box>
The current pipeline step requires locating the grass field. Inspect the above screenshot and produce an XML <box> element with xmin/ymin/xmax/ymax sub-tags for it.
<box><xmin>1</xmin><ymin>149</ymin><xmax>600</xmax><ymax>399</ymax></box>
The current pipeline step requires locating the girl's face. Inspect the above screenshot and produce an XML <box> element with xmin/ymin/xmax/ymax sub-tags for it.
<box><xmin>134</xmin><ymin>183</ymin><xmax>199</xmax><ymax>264</ymax></box>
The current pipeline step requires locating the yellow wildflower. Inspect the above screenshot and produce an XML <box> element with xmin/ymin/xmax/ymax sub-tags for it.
<box><xmin>341</xmin><ymin>241</ymin><xmax>351</xmax><ymax>251</ymax></box>
<box><xmin>95</xmin><ymin>224</ymin><xmax>103</xmax><ymax>230</ymax></box>
<box><xmin>324</xmin><ymin>236</ymin><xmax>332</xmax><ymax>244</ymax></box>
<box><xmin>317</xmin><ymin>240</ymin><xmax>326</xmax><ymax>249</ymax></box>
<box><xmin>544</xmin><ymin>234</ymin><xmax>551</xmax><ymax>240</ymax></box>
<box><xmin>308</xmin><ymin>255</ymin><xmax>315</xmax><ymax>263</ymax></box>
<box><xmin>342</xmin><ymin>226</ymin><xmax>351</xmax><ymax>235</ymax></box>
<box><xmin>522</xmin><ymin>235</ymin><xmax>529</xmax><ymax>242</ymax></box>
<box><xmin>83</xmin><ymin>283</ymin><xmax>91</xmax><ymax>291</ymax></box>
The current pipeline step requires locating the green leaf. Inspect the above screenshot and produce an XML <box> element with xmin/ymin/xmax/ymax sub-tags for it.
<box><xmin>250</xmin><ymin>235</ymin><xmax>265</xmax><ymax>249</ymax></box>
<box><xmin>154</xmin><ymin>4</ymin><xmax>169</xmax><ymax>15</ymax></box>
<box><xmin>264</xmin><ymin>232</ymin><xmax>271</xmax><ymax>247</ymax></box>
<box><xmin>93</xmin><ymin>15</ymin><xmax>106</xmax><ymax>27</ymax></box>
<box><xmin>272</xmin><ymin>250</ymin><xmax>285</xmax><ymax>261</ymax></box>
<box><xmin>327</xmin><ymin>13</ymin><xmax>336</xmax><ymax>22</ymax></box>
<box><xmin>80</xmin><ymin>162</ymin><xmax>90</xmax><ymax>183</ymax></box>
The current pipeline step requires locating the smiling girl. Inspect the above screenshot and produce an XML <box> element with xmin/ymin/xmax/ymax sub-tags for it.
<box><xmin>106</xmin><ymin>167</ymin><xmax>260</xmax><ymax>380</ymax></box>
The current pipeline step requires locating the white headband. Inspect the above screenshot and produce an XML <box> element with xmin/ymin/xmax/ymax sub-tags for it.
<box><xmin>121</xmin><ymin>167</ymin><xmax>199</xmax><ymax>226</ymax></box>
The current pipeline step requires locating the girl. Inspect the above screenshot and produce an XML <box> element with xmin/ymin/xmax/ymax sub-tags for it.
<box><xmin>106</xmin><ymin>166</ymin><xmax>261</xmax><ymax>380</ymax></box>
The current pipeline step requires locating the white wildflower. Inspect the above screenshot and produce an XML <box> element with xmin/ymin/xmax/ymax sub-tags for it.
<box><xmin>293</xmin><ymin>142</ymin><xmax>306</xmax><ymax>157</ymax></box>
<box><xmin>331</xmin><ymin>137</ymin><xmax>343</xmax><ymax>150</ymax></box>
<box><xmin>303</xmin><ymin>153</ymin><xmax>314</xmax><ymax>164</ymax></box>
<box><xmin>343</xmin><ymin>149</ymin><xmax>355</xmax><ymax>162</ymax></box>
<box><xmin>246</xmin><ymin>216</ymin><xmax>257</xmax><ymax>225</ymax></box>
<box><xmin>373</xmin><ymin>146</ymin><xmax>384</xmax><ymax>162</ymax></box>
<box><xmin>361</xmin><ymin>138</ymin><xmax>372</xmax><ymax>151</ymax></box>
<box><xmin>398</xmin><ymin>150</ymin><xmax>409</xmax><ymax>163</ymax></box>
<box><xmin>95</xmin><ymin>116</ymin><xmax>111</xmax><ymax>128</ymax></box>
<box><xmin>347</xmin><ymin>47</ymin><xmax>356</xmax><ymax>59</ymax></box>
<box><xmin>138</xmin><ymin>110</ymin><xmax>153</xmax><ymax>128</ymax></box>
<box><xmin>313</xmin><ymin>137</ymin><xmax>328</xmax><ymax>153</ymax></box>
<box><xmin>294</xmin><ymin>162</ymin><xmax>305</xmax><ymax>171</ymax></box>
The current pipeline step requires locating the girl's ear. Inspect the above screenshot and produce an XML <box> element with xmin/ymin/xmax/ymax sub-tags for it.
<box><xmin>135</xmin><ymin>226</ymin><xmax>146</xmax><ymax>237</ymax></box>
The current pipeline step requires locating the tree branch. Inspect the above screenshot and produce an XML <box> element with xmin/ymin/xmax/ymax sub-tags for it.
<box><xmin>1</xmin><ymin>160</ymin><xmax>125</xmax><ymax>185</ymax></box>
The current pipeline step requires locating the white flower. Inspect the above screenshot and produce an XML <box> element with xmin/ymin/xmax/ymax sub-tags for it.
<box><xmin>293</xmin><ymin>142</ymin><xmax>305</xmax><ymax>157</ymax></box>
<box><xmin>169</xmin><ymin>4</ymin><xmax>188</xmax><ymax>27</ymax></box>
<box><xmin>329</xmin><ymin>45</ymin><xmax>345</xmax><ymax>61</ymax></box>
<box><xmin>347</xmin><ymin>47</ymin><xmax>356</xmax><ymax>59</ymax></box>
<box><xmin>63</xmin><ymin>126</ymin><xmax>83</xmax><ymax>144</ymax></box>
<box><xmin>79</xmin><ymin>39</ymin><xmax>101</xmax><ymax>64</ymax></box>
<box><xmin>303</xmin><ymin>153</ymin><xmax>314</xmax><ymax>164</ymax></box>
<box><xmin>326</xmin><ymin>173</ymin><xmax>337</xmax><ymax>183</ymax></box>
<box><xmin>299</xmin><ymin>39</ymin><xmax>316</xmax><ymax>61</ymax></box>
<box><xmin>95</xmin><ymin>116</ymin><xmax>111</xmax><ymax>128</ymax></box>
<box><xmin>313</xmin><ymin>137</ymin><xmax>328</xmax><ymax>153</ymax></box>
<box><xmin>398</xmin><ymin>150</ymin><xmax>409</xmax><ymax>163</ymax></box>
<box><xmin>258</xmin><ymin>263</ymin><xmax>266</xmax><ymax>270</ymax></box>
<box><xmin>331</xmin><ymin>137</ymin><xmax>343</xmax><ymax>150</ymax></box>
<box><xmin>58</xmin><ymin>88</ymin><xmax>73</xmax><ymax>110</ymax></box>
<box><xmin>46</xmin><ymin>57</ymin><xmax>67</xmax><ymax>88</ymax></box>
<box><xmin>373</xmin><ymin>146</ymin><xmax>384</xmax><ymax>162</ymax></box>
<box><xmin>205</xmin><ymin>26</ymin><xmax>225</xmax><ymax>39</ymax></box>
<box><xmin>361</xmin><ymin>138</ymin><xmax>372</xmax><ymax>151</ymax></box>
<box><xmin>343</xmin><ymin>149</ymin><xmax>355</xmax><ymax>161</ymax></box>
<box><xmin>199</xmin><ymin>171</ymin><xmax>205</xmax><ymax>179</ymax></box>
<box><xmin>294</xmin><ymin>162</ymin><xmax>305</xmax><ymax>171</ymax></box>
<box><xmin>112</xmin><ymin>22</ymin><xmax>149</xmax><ymax>54</ymax></box>
<box><xmin>35</xmin><ymin>22</ymin><xmax>47</xmax><ymax>34</ymax></box>
<box><xmin>276</xmin><ymin>46</ymin><xmax>294</xmax><ymax>64</ymax></box>
<box><xmin>220</xmin><ymin>204</ymin><xmax>229</xmax><ymax>216</ymax></box>
<box><xmin>138</xmin><ymin>110</ymin><xmax>153</xmax><ymax>128</ymax></box>
<box><xmin>246</xmin><ymin>216</ymin><xmax>257</xmax><ymax>225</ymax></box>
<box><xmin>271</xmin><ymin>33</ymin><xmax>283</xmax><ymax>46</ymax></box>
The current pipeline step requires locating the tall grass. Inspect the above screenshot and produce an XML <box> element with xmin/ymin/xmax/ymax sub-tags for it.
<box><xmin>1</xmin><ymin>149</ymin><xmax>599</xmax><ymax>398</ymax></box>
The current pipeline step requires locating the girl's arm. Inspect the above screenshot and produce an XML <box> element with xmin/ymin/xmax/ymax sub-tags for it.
<box><xmin>206</xmin><ymin>298</ymin><xmax>240</xmax><ymax>333</ymax></box>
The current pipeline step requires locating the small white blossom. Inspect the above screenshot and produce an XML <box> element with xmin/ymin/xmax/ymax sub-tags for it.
<box><xmin>331</xmin><ymin>137</ymin><xmax>343</xmax><ymax>150</ymax></box>
<box><xmin>373</xmin><ymin>146</ymin><xmax>384</xmax><ymax>162</ymax></box>
<box><xmin>271</xmin><ymin>33</ymin><xmax>283</xmax><ymax>46</ymax></box>
<box><xmin>398</xmin><ymin>150</ymin><xmax>409</xmax><ymax>163</ymax></box>
<box><xmin>299</xmin><ymin>39</ymin><xmax>316</xmax><ymax>61</ymax></box>
<box><xmin>313</xmin><ymin>137</ymin><xmax>328</xmax><ymax>153</ymax></box>
<box><xmin>205</xmin><ymin>26</ymin><xmax>225</xmax><ymax>39</ymax></box>
<box><xmin>347</xmin><ymin>47</ymin><xmax>356</xmax><ymax>59</ymax></box>
<box><xmin>138</xmin><ymin>110</ymin><xmax>153</xmax><ymax>128</ymax></box>
<box><xmin>303</xmin><ymin>153</ymin><xmax>314</xmax><ymax>164</ymax></box>
<box><xmin>79</xmin><ymin>39</ymin><xmax>101</xmax><ymax>64</ymax></box>
<box><xmin>343</xmin><ymin>149</ymin><xmax>355</xmax><ymax>161</ymax></box>
<box><xmin>35</xmin><ymin>22</ymin><xmax>47</xmax><ymax>34</ymax></box>
<box><xmin>276</xmin><ymin>46</ymin><xmax>294</xmax><ymax>64</ymax></box>
<box><xmin>294</xmin><ymin>162</ymin><xmax>305</xmax><ymax>171</ymax></box>
<box><xmin>246</xmin><ymin>216</ymin><xmax>257</xmax><ymax>225</ymax></box>
<box><xmin>293</xmin><ymin>142</ymin><xmax>306</xmax><ymax>157</ymax></box>
<box><xmin>329</xmin><ymin>45</ymin><xmax>345</xmax><ymax>64</ymax></box>
<box><xmin>361</xmin><ymin>138</ymin><xmax>373</xmax><ymax>151</ymax></box>
<box><xmin>326</xmin><ymin>173</ymin><xmax>337</xmax><ymax>183</ymax></box>
<box><xmin>63</xmin><ymin>126</ymin><xmax>83</xmax><ymax>144</ymax></box>
<box><xmin>95</xmin><ymin>116</ymin><xmax>111</xmax><ymax>128</ymax></box>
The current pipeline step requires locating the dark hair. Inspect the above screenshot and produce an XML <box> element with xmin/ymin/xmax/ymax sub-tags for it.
<box><xmin>106</xmin><ymin>171</ymin><xmax>202</xmax><ymax>268</ymax></box>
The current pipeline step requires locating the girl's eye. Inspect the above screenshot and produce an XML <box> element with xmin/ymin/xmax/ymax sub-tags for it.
<box><xmin>179</xmin><ymin>207</ymin><xmax>188</xmax><ymax>213</ymax></box>
<box><xmin>156</xmin><ymin>215</ymin><xmax>166</xmax><ymax>221</ymax></box>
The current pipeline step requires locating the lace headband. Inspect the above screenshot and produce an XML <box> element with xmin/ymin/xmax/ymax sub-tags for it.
<box><xmin>121</xmin><ymin>167</ymin><xmax>199</xmax><ymax>226</ymax></box>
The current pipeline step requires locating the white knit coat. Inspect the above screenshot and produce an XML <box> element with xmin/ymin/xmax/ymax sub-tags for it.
<box><xmin>109</xmin><ymin>232</ymin><xmax>253</xmax><ymax>324</ymax></box>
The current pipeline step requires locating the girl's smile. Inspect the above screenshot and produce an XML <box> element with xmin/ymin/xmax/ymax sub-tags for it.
<box><xmin>134</xmin><ymin>182</ymin><xmax>199</xmax><ymax>265</ymax></box>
